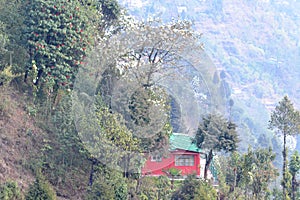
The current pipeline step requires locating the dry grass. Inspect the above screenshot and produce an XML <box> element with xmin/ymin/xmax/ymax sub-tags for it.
<box><xmin>0</xmin><ymin>86</ymin><xmax>44</xmax><ymax>193</ymax></box>
<box><xmin>0</xmin><ymin>86</ymin><xmax>90</xmax><ymax>199</ymax></box>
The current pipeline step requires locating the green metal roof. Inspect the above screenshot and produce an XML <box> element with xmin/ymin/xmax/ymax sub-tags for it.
<box><xmin>170</xmin><ymin>133</ymin><xmax>201</xmax><ymax>153</ymax></box>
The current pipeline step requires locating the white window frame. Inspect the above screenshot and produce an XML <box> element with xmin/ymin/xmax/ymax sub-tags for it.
<box><xmin>151</xmin><ymin>154</ymin><xmax>162</xmax><ymax>162</ymax></box>
<box><xmin>175</xmin><ymin>155</ymin><xmax>194</xmax><ymax>166</ymax></box>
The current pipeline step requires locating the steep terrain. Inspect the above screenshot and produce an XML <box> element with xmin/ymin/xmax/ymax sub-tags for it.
<box><xmin>0</xmin><ymin>87</ymin><xmax>41</xmax><ymax>193</ymax></box>
<box><xmin>0</xmin><ymin>85</ymin><xmax>88</xmax><ymax>199</ymax></box>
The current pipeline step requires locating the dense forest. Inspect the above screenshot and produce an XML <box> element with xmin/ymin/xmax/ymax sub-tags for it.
<box><xmin>0</xmin><ymin>0</ymin><xmax>300</xmax><ymax>199</ymax></box>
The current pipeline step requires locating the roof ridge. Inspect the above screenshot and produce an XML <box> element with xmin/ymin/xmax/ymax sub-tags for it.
<box><xmin>172</xmin><ymin>132</ymin><xmax>192</xmax><ymax>136</ymax></box>
<box><xmin>170</xmin><ymin>133</ymin><xmax>201</xmax><ymax>152</ymax></box>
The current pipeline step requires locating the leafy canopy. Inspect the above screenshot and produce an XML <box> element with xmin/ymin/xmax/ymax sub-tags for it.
<box><xmin>289</xmin><ymin>151</ymin><xmax>300</xmax><ymax>176</ymax></box>
<box><xmin>23</xmin><ymin>0</ymin><xmax>94</xmax><ymax>89</ymax></box>
<box><xmin>193</xmin><ymin>114</ymin><xmax>239</xmax><ymax>152</ymax></box>
<box><xmin>269</xmin><ymin>96</ymin><xmax>300</xmax><ymax>135</ymax></box>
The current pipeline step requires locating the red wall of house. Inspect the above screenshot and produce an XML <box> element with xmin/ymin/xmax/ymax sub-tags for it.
<box><xmin>142</xmin><ymin>150</ymin><xmax>201</xmax><ymax>177</ymax></box>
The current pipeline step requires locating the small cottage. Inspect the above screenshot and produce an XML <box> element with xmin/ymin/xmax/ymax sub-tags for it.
<box><xmin>141</xmin><ymin>133</ymin><xmax>217</xmax><ymax>179</ymax></box>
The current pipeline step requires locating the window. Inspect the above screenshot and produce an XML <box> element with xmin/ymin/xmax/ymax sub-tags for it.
<box><xmin>175</xmin><ymin>155</ymin><xmax>194</xmax><ymax>166</ymax></box>
<box><xmin>151</xmin><ymin>154</ymin><xmax>162</xmax><ymax>162</ymax></box>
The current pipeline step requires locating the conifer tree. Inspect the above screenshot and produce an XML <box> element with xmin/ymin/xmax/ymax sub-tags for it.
<box><xmin>289</xmin><ymin>151</ymin><xmax>300</xmax><ymax>200</ymax></box>
<box><xmin>269</xmin><ymin>96</ymin><xmax>300</xmax><ymax>199</ymax></box>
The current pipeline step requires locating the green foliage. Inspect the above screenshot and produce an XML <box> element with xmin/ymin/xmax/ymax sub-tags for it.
<box><xmin>289</xmin><ymin>151</ymin><xmax>300</xmax><ymax>176</ymax></box>
<box><xmin>194</xmin><ymin>181</ymin><xmax>218</xmax><ymax>200</ymax></box>
<box><xmin>218</xmin><ymin>147</ymin><xmax>278</xmax><ymax>199</ymax></box>
<box><xmin>269</xmin><ymin>96</ymin><xmax>300</xmax><ymax>198</ymax></box>
<box><xmin>23</xmin><ymin>0</ymin><xmax>93</xmax><ymax>90</ymax></box>
<box><xmin>26</xmin><ymin>105</ymin><xmax>37</xmax><ymax>117</ymax></box>
<box><xmin>126</xmin><ymin>86</ymin><xmax>172</xmax><ymax>155</ymax></box>
<box><xmin>241</xmin><ymin>147</ymin><xmax>278</xmax><ymax>199</ymax></box>
<box><xmin>86</xmin><ymin>166</ymin><xmax>127</xmax><ymax>200</ymax></box>
<box><xmin>129</xmin><ymin>88</ymin><xmax>153</xmax><ymax>127</ymax></box>
<box><xmin>289</xmin><ymin>151</ymin><xmax>300</xmax><ymax>200</ymax></box>
<box><xmin>0</xmin><ymin>20</ymin><xmax>8</xmax><ymax>68</ymax></box>
<box><xmin>51</xmin><ymin>92</ymin><xmax>86</xmax><ymax>161</ymax></box>
<box><xmin>25</xmin><ymin>172</ymin><xmax>57</xmax><ymax>200</ymax></box>
<box><xmin>139</xmin><ymin>177</ymin><xmax>159</xmax><ymax>200</ymax></box>
<box><xmin>194</xmin><ymin>114</ymin><xmax>239</xmax><ymax>152</ymax></box>
<box><xmin>156</xmin><ymin>176</ymin><xmax>172</xmax><ymax>199</ymax></box>
<box><xmin>272</xmin><ymin>187</ymin><xmax>285</xmax><ymax>200</ymax></box>
<box><xmin>0</xmin><ymin>181</ymin><xmax>23</xmax><ymax>200</ymax></box>
<box><xmin>41</xmin><ymin>92</ymin><xmax>90</xmax><ymax>190</ymax></box>
<box><xmin>223</xmin><ymin>151</ymin><xmax>242</xmax><ymax>190</ymax></box>
<box><xmin>193</xmin><ymin>114</ymin><xmax>238</xmax><ymax>179</ymax></box>
<box><xmin>95</xmin><ymin>95</ymin><xmax>142</xmax><ymax>177</ymax></box>
<box><xmin>95</xmin><ymin>96</ymin><xmax>140</xmax><ymax>153</ymax></box>
<box><xmin>167</xmin><ymin>167</ymin><xmax>182</xmax><ymax>177</ymax></box>
<box><xmin>0</xmin><ymin>65</ymin><xmax>14</xmax><ymax>86</ymax></box>
<box><xmin>0</xmin><ymin>0</ymin><xmax>27</xmax><ymax>74</ymax></box>
<box><xmin>283</xmin><ymin>169</ymin><xmax>292</xmax><ymax>200</ymax></box>
<box><xmin>269</xmin><ymin>96</ymin><xmax>300</xmax><ymax>136</ymax></box>
<box><xmin>97</xmin><ymin>0</ymin><xmax>121</xmax><ymax>33</ymax></box>
<box><xmin>99</xmin><ymin>0</ymin><xmax>120</xmax><ymax>22</ymax></box>
<box><xmin>138</xmin><ymin>176</ymin><xmax>172</xmax><ymax>200</ymax></box>
<box><xmin>171</xmin><ymin>175</ymin><xmax>217</xmax><ymax>200</ymax></box>
<box><xmin>3</xmin><ymin>0</ymin><xmax>294</xmax><ymax>199</ymax></box>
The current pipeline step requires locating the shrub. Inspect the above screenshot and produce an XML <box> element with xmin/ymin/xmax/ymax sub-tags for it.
<box><xmin>138</xmin><ymin>176</ymin><xmax>172</xmax><ymax>200</ymax></box>
<box><xmin>86</xmin><ymin>167</ymin><xmax>127</xmax><ymax>200</ymax></box>
<box><xmin>171</xmin><ymin>175</ymin><xmax>217</xmax><ymax>200</ymax></box>
<box><xmin>25</xmin><ymin>172</ymin><xmax>56</xmax><ymax>200</ymax></box>
<box><xmin>0</xmin><ymin>66</ymin><xmax>14</xmax><ymax>86</ymax></box>
<box><xmin>0</xmin><ymin>88</ymin><xmax>12</xmax><ymax>118</ymax></box>
<box><xmin>0</xmin><ymin>181</ymin><xmax>23</xmax><ymax>200</ymax></box>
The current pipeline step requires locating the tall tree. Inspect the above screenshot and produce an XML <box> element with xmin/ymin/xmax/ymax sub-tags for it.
<box><xmin>0</xmin><ymin>0</ymin><xmax>27</xmax><ymax>73</ymax></box>
<box><xmin>94</xmin><ymin>96</ymin><xmax>141</xmax><ymax>178</ymax></box>
<box><xmin>218</xmin><ymin>147</ymin><xmax>278</xmax><ymax>199</ymax></box>
<box><xmin>225</xmin><ymin>151</ymin><xmax>242</xmax><ymax>193</ymax></box>
<box><xmin>93</xmin><ymin>20</ymin><xmax>204</xmax><ymax>154</ymax></box>
<box><xmin>22</xmin><ymin>0</ymin><xmax>94</xmax><ymax>91</ymax></box>
<box><xmin>171</xmin><ymin>175</ymin><xmax>217</xmax><ymax>200</ymax></box>
<box><xmin>86</xmin><ymin>166</ymin><xmax>128</xmax><ymax>200</ymax></box>
<box><xmin>97</xmin><ymin>0</ymin><xmax>121</xmax><ymax>34</ymax></box>
<box><xmin>289</xmin><ymin>151</ymin><xmax>300</xmax><ymax>200</ymax></box>
<box><xmin>193</xmin><ymin>114</ymin><xmax>239</xmax><ymax>179</ymax></box>
<box><xmin>242</xmin><ymin>147</ymin><xmax>278</xmax><ymax>199</ymax></box>
<box><xmin>269</xmin><ymin>96</ymin><xmax>300</xmax><ymax>199</ymax></box>
<box><xmin>0</xmin><ymin>21</ymin><xmax>8</xmax><ymax>74</ymax></box>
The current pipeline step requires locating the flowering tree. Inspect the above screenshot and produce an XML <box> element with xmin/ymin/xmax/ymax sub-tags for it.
<box><xmin>23</xmin><ymin>0</ymin><xmax>94</xmax><ymax>91</ymax></box>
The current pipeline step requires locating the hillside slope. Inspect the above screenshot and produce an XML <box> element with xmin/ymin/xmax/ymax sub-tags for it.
<box><xmin>0</xmin><ymin>86</ymin><xmax>90</xmax><ymax>199</ymax></box>
<box><xmin>0</xmin><ymin>88</ymin><xmax>41</xmax><ymax>192</ymax></box>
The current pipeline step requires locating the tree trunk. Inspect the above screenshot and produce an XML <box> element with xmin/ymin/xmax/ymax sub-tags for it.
<box><xmin>291</xmin><ymin>174</ymin><xmax>297</xmax><ymax>200</ymax></box>
<box><xmin>24</xmin><ymin>68</ymin><xmax>28</xmax><ymax>83</ymax></box>
<box><xmin>123</xmin><ymin>154</ymin><xmax>131</xmax><ymax>178</ymax></box>
<box><xmin>204</xmin><ymin>149</ymin><xmax>213</xmax><ymax>180</ymax></box>
<box><xmin>135</xmin><ymin>176</ymin><xmax>142</xmax><ymax>194</ymax></box>
<box><xmin>35</xmin><ymin>69</ymin><xmax>43</xmax><ymax>86</ymax></box>
<box><xmin>88</xmin><ymin>158</ymin><xmax>98</xmax><ymax>186</ymax></box>
<box><xmin>233</xmin><ymin>167</ymin><xmax>237</xmax><ymax>191</ymax></box>
<box><xmin>283</xmin><ymin>133</ymin><xmax>287</xmax><ymax>200</ymax></box>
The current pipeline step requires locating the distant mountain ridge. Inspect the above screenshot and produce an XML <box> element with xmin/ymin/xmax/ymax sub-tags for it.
<box><xmin>118</xmin><ymin>0</ymin><xmax>300</xmax><ymax>153</ymax></box>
